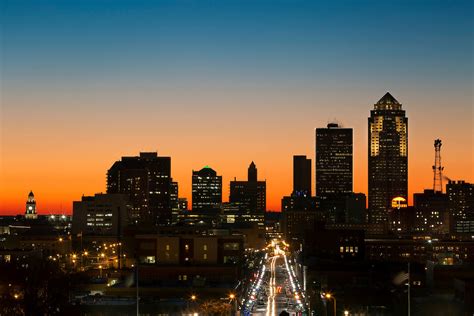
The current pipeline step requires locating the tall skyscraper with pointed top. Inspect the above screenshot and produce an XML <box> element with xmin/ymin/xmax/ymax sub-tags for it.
<box><xmin>368</xmin><ymin>92</ymin><xmax>408</xmax><ymax>223</ymax></box>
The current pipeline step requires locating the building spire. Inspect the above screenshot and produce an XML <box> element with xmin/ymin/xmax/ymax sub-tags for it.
<box><xmin>248</xmin><ymin>161</ymin><xmax>257</xmax><ymax>182</ymax></box>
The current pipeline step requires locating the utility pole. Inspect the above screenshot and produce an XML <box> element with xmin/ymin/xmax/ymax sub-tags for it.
<box><xmin>407</xmin><ymin>262</ymin><xmax>411</xmax><ymax>316</ymax></box>
<box><xmin>136</xmin><ymin>263</ymin><xmax>139</xmax><ymax>316</ymax></box>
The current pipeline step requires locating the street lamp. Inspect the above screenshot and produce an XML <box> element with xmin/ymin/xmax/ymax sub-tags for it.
<box><xmin>229</xmin><ymin>293</ymin><xmax>238</xmax><ymax>315</ymax></box>
<box><xmin>325</xmin><ymin>293</ymin><xmax>336</xmax><ymax>316</ymax></box>
<box><xmin>188</xmin><ymin>294</ymin><xmax>197</xmax><ymax>310</ymax></box>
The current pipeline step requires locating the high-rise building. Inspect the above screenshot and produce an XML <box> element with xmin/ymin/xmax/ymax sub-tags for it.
<box><xmin>368</xmin><ymin>93</ymin><xmax>408</xmax><ymax>223</ymax></box>
<box><xmin>229</xmin><ymin>162</ymin><xmax>266</xmax><ymax>213</ymax></box>
<box><xmin>192</xmin><ymin>166</ymin><xmax>222</xmax><ymax>211</ymax></box>
<box><xmin>316</xmin><ymin>123</ymin><xmax>353</xmax><ymax>197</ymax></box>
<box><xmin>447</xmin><ymin>180</ymin><xmax>474</xmax><ymax>233</ymax></box>
<box><xmin>25</xmin><ymin>191</ymin><xmax>37</xmax><ymax>220</ymax></box>
<box><xmin>282</xmin><ymin>157</ymin><xmax>321</xmax><ymax>246</ymax></box>
<box><xmin>293</xmin><ymin>155</ymin><xmax>312</xmax><ymax>196</ymax></box>
<box><xmin>107</xmin><ymin>152</ymin><xmax>172</xmax><ymax>226</ymax></box>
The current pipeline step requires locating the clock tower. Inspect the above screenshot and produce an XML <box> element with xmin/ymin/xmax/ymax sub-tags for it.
<box><xmin>25</xmin><ymin>191</ymin><xmax>38</xmax><ymax>219</ymax></box>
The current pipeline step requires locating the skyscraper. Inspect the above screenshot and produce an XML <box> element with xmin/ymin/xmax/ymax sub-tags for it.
<box><xmin>229</xmin><ymin>162</ymin><xmax>266</xmax><ymax>213</ymax></box>
<box><xmin>293</xmin><ymin>155</ymin><xmax>312</xmax><ymax>196</ymax></box>
<box><xmin>368</xmin><ymin>92</ymin><xmax>408</xmax><ymax>223</ymax></box>
<box><xmin>315</xmin><ymin>123</ymin><xmax>353</xmax><ymax>197</ymax></box>
<box><xmin>192</xmin><ymin>166</ymin><xmax>222</xmax><ymax>211</ymax></box>
<box><xmin>282</xmin><ymin>156</ymin><xmax>320</xmax><ymax>246</ymax></box>
<box><xmin>107</xmin><ymin>152</ymin><xmax>172</xmax><ymax>226</ymax></box>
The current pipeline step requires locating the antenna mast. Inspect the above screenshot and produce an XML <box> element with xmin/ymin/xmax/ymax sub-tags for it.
<box><xmin>432</xmin><ymin>139</ymin><xmax>444</xmax><ymax>193</ymax></box>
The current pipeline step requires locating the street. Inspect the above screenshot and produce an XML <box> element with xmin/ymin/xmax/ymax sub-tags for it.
<box><xmin>242</xmin><ymin>242</ymin><xmax>307</xmax><ymax>315</ymax></box>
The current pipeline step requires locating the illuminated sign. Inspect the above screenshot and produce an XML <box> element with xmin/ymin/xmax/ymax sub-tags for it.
<box><xmin>391</xmin><ymin>197</ymin><xmax>407</xmax><ymax>209</ymax></box>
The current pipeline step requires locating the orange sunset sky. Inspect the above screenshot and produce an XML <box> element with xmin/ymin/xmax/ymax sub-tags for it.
<box><xmin>1</xmin><ymin>87</ymin><xmax>473</xmax><ymax>215</ymax></box>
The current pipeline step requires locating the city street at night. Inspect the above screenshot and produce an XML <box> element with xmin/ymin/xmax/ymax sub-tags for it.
<box><xmin>242</xmin><ymin>242</ymin><xmax>307</xmax><ymax>316</ymax></box>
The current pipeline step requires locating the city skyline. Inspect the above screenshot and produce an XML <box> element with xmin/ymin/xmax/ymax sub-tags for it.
<box><xmin>1</xmin><ymin>89</ymin><xmax>473</xmax><ymax>214</ymax></box>
<box><xmin>1</xmin><ymin>0</ymin><xmax>473</xmax><ymax>214</ymax></box>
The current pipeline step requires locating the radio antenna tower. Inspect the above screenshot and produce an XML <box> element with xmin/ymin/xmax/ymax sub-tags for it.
<box><xmin>432</xmin><ymin>139</ymin><xmax>444</xmax><ymax>193</ymax></box>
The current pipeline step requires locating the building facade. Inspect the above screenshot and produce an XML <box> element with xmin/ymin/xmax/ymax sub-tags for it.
<box><xmin>447</xmin><ymin>180</ymin><xmax>474</xmax><ymax>233</ymax></box>
<box><xmin>192</xmin><ymin>166</ymin><xmax>222</xmax><ymax>211</ymax></box>
<box><xmin>316</xmin><ymin>123</ymin><xmax>353</xmax><ymax>197</ymax></box>
<box><xmin>170</xmin><ymin>181</ymin><xmax>179</xmax><ymax>225</ymax></box>
<box><xmin>25</xmin><ymin>191</ymin><xmax>37</xmax><ymax>220</ymax></box>
<box><xmin>413</xmin><ymin>189</ymin><xmax>450</xmax><ymax>234</ymax></box>
<box><xmin>72</xmin><ymin>193</ymin><xmax>130</xmax><ymax>237</ymax></box>
<box><xmin>107</xmin><ymin>152</ymin><xmax>172</xmax><ymax>226</ymax></box>
<box><xmin>368</xmin><ymin>93</ymin><xmax>408</xmax><ymax>223</ymax></box>
<box><xmin>293</xmin><ymin>155</ymin><xmax>312</xmax><ymax>196</ymax></box>
<box><xmin>229</xmin><ymin>162</ymin><xmax>266</xmax><ymax>213</ymax></box>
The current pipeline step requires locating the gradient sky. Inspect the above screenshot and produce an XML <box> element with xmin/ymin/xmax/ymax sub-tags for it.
<box><xmin>1</xmin><ymin>0</ymin><xmax>473</xmax><ymax>214</ymax></box>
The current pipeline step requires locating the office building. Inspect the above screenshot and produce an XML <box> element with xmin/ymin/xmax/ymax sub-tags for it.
<box><xmin>192</xmin><ymin>166</ymin><xmax>222</xmax><ymax>211</ymax></box>
<box><xmin>368</xmin><ymin>93</ymin><xmax>408</xmax><ymax>223</ymax></box>
<box><xmin>293</xmin><ymin>155</ymin><xmax>312</xmax><ymax>196</ymax></box>
<box><xmin>72</xmin><ymin>193</ymin><xmax>130</xmax><ymax>237</ymax></box>
<box><xmin>345</xmin><ymin>193</ymin><xmax>367</xmax><ymax>224</ymax></box>
<box><xmin>413</xmin><ymin>189</ymin><xmax>449</xmax><ymax>234</ymax></box>
<box><xmin>107</xmin><ymin>152</ymin><xmax>172</xmax><ymax>226</ymax></box>
<box><xmin>282</xmin><ymin>156</ymin><xmax>321</xmax><ymax>246</ymax></box>
<box><xmin>316</xmin><ymin>123</ymin><xmax>353</xmax><ymax>197</ymax></box>
<box><xmin>170</xmin><ymin>181</ymin><xmax>179</xmax><ymax>225</ymax></box>
<box><xmin>229</xmin><ymin>162</ymin><xmax>266</xmax><ymax>213</ymax></box>
<box><xmin>135</xmin><ymin>233</ymin><xmax>244</xmax><ymax>285</ymax></box>
<box><xmin>447</xmin><ymin>180</ymin><xmax>474</xmax><ymax>233</ymax></box>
